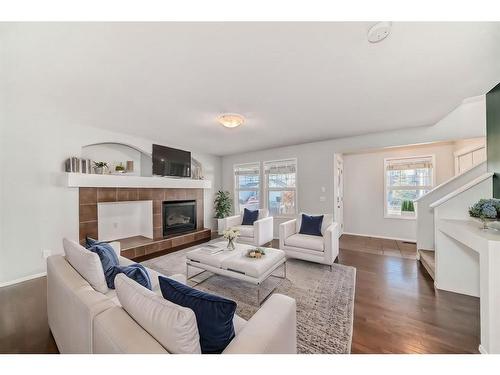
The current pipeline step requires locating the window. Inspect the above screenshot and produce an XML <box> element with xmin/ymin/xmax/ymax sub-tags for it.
<box><xmin>264</xmin><ymin>159</ymin><xmax>297</xmax><ymax>217</ymax></box>
<box><xmin>234</xmin><ymin>163</ymin><xmax>260</xmax><ymax>213</ymax></box>
<box><xmin>384</xmin><ymin>156</ymin><xmax>434</xmax><ymax>218</ymax></box>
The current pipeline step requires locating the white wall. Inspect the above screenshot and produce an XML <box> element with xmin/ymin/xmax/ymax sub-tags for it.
<box><xmin>0</xmin><ymin>120</ymin><xmax>222</xmax><ymax>285</ymax></box>
<box><xmin>81</xmin><ymin>143</ymin><xmax>144</xmax><ymax>176</ymax></box>
<box><xmin>98</xmin><ymin>201</ymin><xmax>153</xmax><ymax>241</ymax></box>
<box><xmin>221</xmin><ymin>95</ymin><xmax>486</xmax><ymax>237</ymax></box>
<box><xmin>343</xmin><ymin>143</ymin><xmax>456</xmax><ymax>241</ymax></box>
<box><xmin>453</xmin><ymin>137</ymin><xmax>486</xmax><ymax>153</ymax></box>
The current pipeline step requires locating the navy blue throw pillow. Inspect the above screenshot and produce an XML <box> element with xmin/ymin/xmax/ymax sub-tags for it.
<box><xmin>85</xmin><ymin>237</ymin><xmax>150</xmax><ymax>290</ymax></box>
<box><xmin>107</xmin><ymin>264</ymin><xmax>152</xmax><ymax>290</ymax></box>
<box><xmin>241</xmin><ymin>208</ymin><xmax>259</xmax><ymax>225</ymax></box>
<box><xmin>299</xmin><ymin>214</ymin><xmax>324</xmax><ymax>236</ymax></box>
<box><xmin>158</xmin><ymin>276</ymin><xmax>236</xmax><ymax>354</ymax></box>
<box><xmin>87</xmin><ymin>242</ymin><xmax>120</xmax><ymax>273</ymax></box>
<box><xmin>85</xmin><ymin>236</ymin><xmax>100</xmax><ymax>248</ymax></box>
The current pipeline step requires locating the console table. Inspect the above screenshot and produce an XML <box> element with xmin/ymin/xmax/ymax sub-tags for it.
<box><xmin>436</xmin><ymin>219</ymin><xmax>500</xmax><ymax>354</ymax></box>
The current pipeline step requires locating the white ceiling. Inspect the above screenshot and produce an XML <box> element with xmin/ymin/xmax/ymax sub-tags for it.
<box><xmin>2</xmin><ymin>22</ymin><xmax>500</xmax><ymax>156</ymax></box>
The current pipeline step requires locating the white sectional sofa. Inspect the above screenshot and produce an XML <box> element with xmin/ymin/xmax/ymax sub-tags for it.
<box><xmin>279</xmin><ymin>214</ymin><xmax>339</xmax><ymax>267</ymax></box>
<box><xmin>47</xmin><ymin>239</ymin><xmax>297</xmax><ymax>354</ymax></box>
<box><xmin>219</xmin><ymin>209</ymin><xmax>274</xmax><ymax>246</ymax></box>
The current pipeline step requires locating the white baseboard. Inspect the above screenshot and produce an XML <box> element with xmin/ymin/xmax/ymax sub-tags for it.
<box><xmin>0</xmin><ymin>272</ymin><xmax>46</xmax><ymax>288</ymax></box>
<box><xmin>478</xmin><ymin>344</ymin><xmax>488</xmax><ymax>354</ymax></box>
<box><xmin>342</xmin><ymin>231</ymin><xmax>416</xmax><ymax>244</ymax></box>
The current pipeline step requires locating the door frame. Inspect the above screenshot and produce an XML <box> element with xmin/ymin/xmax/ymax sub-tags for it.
<box><xmin>333</xmin><ymin>153</ymin><xmax>344</xmax><ymax>236</ymax></box>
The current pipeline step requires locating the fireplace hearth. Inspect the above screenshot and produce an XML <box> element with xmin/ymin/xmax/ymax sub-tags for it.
<box><xmin>163</xmin><ymin>200</ymin><xmax>197</xmax><ymax>237</ymax></box>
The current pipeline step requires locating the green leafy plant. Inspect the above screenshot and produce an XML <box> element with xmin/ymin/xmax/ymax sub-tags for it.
<box><xmin>93</xmin><ymin>161</ymin><xmax>108</xmax><ymax>168</ymax></box>
<box><xmin>214</xmin><ymin>190</ymin><xmax>232</xmax><ymax>219</ymax></box>
<box><xmin>115</xmin><ymin>163</ymin><xmax>125</xmax><ymax>172</ymax></box>
<box><xmin>401</xmin><ymin>200</ymin><xmax>415</xmax><ymax>212</ymax></box>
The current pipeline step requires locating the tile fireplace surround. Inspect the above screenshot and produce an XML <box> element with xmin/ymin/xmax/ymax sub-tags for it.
<box><xmin>79</xmin><ymin>187</ymin><xmax>210</xmax><ymax>260</ymax></box>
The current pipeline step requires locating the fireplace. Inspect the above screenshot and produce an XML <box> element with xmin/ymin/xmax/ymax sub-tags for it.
<box><xmin>163</xmin><ymin>200</ymin><xmax>197</xmax><ymax>237</ymax></box>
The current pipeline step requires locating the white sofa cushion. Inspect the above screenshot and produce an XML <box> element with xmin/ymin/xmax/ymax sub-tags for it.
<box><xmin>284</xmin><ymin>233</ymin><xmax>324</xmax><ymax>252</ymax></box>
<box><xmin>233</xmin><ymin>225</ymin><xmax>255</xmax><ymax>238</ymax></box>
<box><xmin>62</xmin><ymin>238</ymin><xmax>108</xmax><ymax>294</ymax></box>
<box><xmin>233</xmin><ymin>315</ymin><xmax>247</xmax><ymax>335</ymax></box>
<box><xmin>115</xmin><ymin>274</ymin><xmax>201</xmax><ymax>354</ymax></box>
<box><xmin>296</xmin><ymin>213</ymin><xmax>333</xmax><ymax>236</ymax></box>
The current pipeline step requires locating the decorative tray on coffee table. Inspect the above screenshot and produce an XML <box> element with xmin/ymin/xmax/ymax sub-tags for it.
<box><xmin>246</xmin><ymin>248</ymin><xmax>266</xmax><ymax>259</ymax></box>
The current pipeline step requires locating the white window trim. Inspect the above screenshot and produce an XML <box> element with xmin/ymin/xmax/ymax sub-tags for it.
<box><xmin>263</xmin><ymin>158</ymin><xmax>298</xmax><ymax>219</ymax></box>
<box><xmin>233</xmin><ymin>162</ymin><xmax>261</xmax><ymax>215</ymax></box>
<box><xmin>383</xmin><ymin>155</ymin><xmax>436</xmax><ymax>220</ymax></box>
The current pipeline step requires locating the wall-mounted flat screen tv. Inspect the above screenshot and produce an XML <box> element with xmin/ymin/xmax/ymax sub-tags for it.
<box><xmin>152</xmin><ymin>144</ymin><xmax>191</xmax><ymax>178</ymax></box>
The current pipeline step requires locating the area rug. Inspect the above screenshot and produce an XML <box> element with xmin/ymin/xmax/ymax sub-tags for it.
<box><xmin>142</xmin><ymin>240</ymin><xmax>356</xmax><ymax>354</ymax></box>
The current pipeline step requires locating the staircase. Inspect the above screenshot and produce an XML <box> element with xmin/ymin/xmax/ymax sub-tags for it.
<box><xmin>418</xmin><ymin>249</ymin><xmax>435</xmax><ymax>280</ymax></box>
<box><xmin>414</xmin><ymin>163</ymin><xmax>485</xmax><ymax>282</ymax></box>
<box><xmin>414</xmin><ymin>162</ymin><xmax>487</xmax><ymax>252</ymax></box>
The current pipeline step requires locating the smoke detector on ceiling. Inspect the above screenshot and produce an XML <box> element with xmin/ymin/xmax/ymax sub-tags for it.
<box><xmin>367</xmin><ymin>22</ymin><xmax>392</xmax><ymax>43</ymax></box>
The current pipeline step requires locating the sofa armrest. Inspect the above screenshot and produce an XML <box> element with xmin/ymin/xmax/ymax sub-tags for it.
<box><xmin>324</xmin><ymin>222</ymin><xmax>340</xmax><ymax>265</ymax></box>
<box><xmin>47</xmin><ymin>255</ymin><xmax>116</xmax><ymax>353</ymax></box>
<box><xmin>223</xmin><ymin>214</ymin><xmax>242</xmax><ymax>229</ymax></box>
<box><xmin>253</xmin><ymin>216</ymin><xmax>274</xmax><ymax>246</ymax></box>
<box><xmin>222</xmin><ymin>294</ymin><xmax>297</xmax><ymax>354</ymax></box>
<box><xmin>279</xmin><ymin>219</ymin><xmax>297</xmax><ymax>249</ymax></box>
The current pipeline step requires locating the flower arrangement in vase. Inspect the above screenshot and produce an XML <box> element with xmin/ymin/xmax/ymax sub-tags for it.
<box><xmin>222</xmin><ymin>228</ymin><xmax>240</xmax><ymax>250</ymax></box>
<box><xmin>468</xmin><ymin>198</ymin><xmax>500</xmax><ymax>230</ymax></box>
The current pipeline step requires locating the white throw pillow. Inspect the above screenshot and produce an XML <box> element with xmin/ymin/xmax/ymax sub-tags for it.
<box><xmin>62</xmin><ymin>238</ymin><xmax>108</xmax><ymax>293</ymax></box>
<box><xmin>296</xmin><ymin>213</ymin><xmax>334</xmax><ymax>236</ymax></box>
<box><xmin>115</xmin><ymin>274</ymin><xmax>201</xmax><ymax>354</ymax></box>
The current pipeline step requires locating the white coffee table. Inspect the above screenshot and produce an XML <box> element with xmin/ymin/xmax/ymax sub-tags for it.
<box><xmin>186</xmin><ymin>241</ymin><xmax>287</xmax><ymax>305</ymax></box>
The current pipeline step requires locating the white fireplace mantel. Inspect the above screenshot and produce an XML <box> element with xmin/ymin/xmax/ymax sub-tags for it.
<box><xmin>66</xmin><ymin>172</ymin><xmax>212</xmax><ymax>189</ymax></box>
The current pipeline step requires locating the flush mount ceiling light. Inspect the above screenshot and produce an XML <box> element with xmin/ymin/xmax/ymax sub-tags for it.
<box><xmin>218</xmin><ymin>113</ymin><xmax>245</xmax><ymax>128</ymax></box>
<box><xmin>367</xmin><ymin>22</ymin><xmax>392</xmax><ymax>43</ymax></box>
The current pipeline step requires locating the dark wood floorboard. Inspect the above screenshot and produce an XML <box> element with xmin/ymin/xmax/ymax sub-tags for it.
<box><xmin>0</xmin><ymin>276</ymin><xmax>58</xmax><ymax>353</ymax></box>
<box><xmin>0</xmin><ymin>235</ymin><xmax>480</xmax><ymax>354</ymax></box>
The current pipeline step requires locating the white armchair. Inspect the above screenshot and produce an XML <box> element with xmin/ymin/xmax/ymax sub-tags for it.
<box><xmin>220</xmin><ymin>209</ymin><xmax>274</xmax><ymax>247</ymax></box>
<box><xmin>279</xmin><ymin>213</ymin><xmax>339</xmax><ymax>267</ymax></box>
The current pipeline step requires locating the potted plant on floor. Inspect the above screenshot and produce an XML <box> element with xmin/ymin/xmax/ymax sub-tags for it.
<box><xmin>214</xmin><ymin>190</ymin><xmax>232</xmax><ymax>235</ymax></box>
<box><xmin>401</xmin><ymin>200</ymin><xmax>415</xmax><ymax>217</ymax></box>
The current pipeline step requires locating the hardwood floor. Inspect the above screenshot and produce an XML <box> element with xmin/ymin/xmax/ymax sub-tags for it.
<box><xmin>0</xmin><ymin>276</ymin><xmax>58</xmax><ymax>353</ymax></box>
<box><xmin>0</xmin><ymin>235</ymin><xmax>480</xmax><ymax>354</ymax></box>
<box><xmin>340</xmin><ymin>234</ymin><xmax>418</xmax><ymax>259</ymax></box>
<box><xmin>338</xmin><ymin>248</ymin><xmax>480</xmax><ymax>353</ymax></box>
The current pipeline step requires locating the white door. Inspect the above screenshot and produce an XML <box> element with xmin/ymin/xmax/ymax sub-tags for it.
<box><xmin>333</xmin><ymin>153</ymin><xmax>344</xmax><ymax>235</ymax></box>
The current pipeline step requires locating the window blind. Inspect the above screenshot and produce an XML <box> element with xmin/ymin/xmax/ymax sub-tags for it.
<box><xmin>264</xmin><ymin>159</ymin><xmax>297</xmax><ymax>174</ymax></box>
<box><xmin>234</xmin><ymin>163</ymin><xmax>260</xmax><ymax>176</ymax></box>
<box><xmin>386</xmin><ymin>158</ymin><xmax>433</xmax><ymax>171</ymax></box>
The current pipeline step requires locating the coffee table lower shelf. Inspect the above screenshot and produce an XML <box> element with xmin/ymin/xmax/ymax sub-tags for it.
<box><xmin>186</xmin><ymin>258</ymin><xmax>287</xmax><ymax>306</ymax></box>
